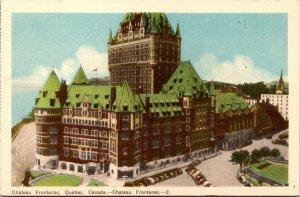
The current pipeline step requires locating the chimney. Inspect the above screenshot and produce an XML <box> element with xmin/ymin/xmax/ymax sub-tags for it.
<box><xmin>145</xmin><ymin>96</ymin><xmax>150</xmax><ymax>113</ymax></box>
<box><xmin>59</xmin><ymin>80</ymin><xmax>68</xmax><ymax>107</ymax></box>
<box><xmin>110</xmin><ymin>86</ymin><xmax>116</xmax><ymax>109</ymax></box>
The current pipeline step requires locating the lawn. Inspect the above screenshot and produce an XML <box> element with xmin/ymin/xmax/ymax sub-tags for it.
<box><xmin>32</xmin><ymin>174</ymin><xmax>82</xmax><ymax>186</ymax></box>
<box><xmin>31</xmin><ymin>170</ymin><xmax>51</xmax><ymax>178</ymax></box>
<box><xmin>250</xmin><ymin>161</ymin><xmax>288</xmax><ymax>185</ymax></box>
<box><xmin>87</xmin><ymin>178</ymin><xmax>107</xmax><ymax>186</ymax></box>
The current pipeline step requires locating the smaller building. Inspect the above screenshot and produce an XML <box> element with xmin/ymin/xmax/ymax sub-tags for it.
<box><xmin>209</xmin><ymin>81</ymin><xmax>256</xmax><ymax>150</ymax></box>
<box><xmin>260</xmin><ymin>70</ymin><xmax>288</xmax><ymax>120</ymax></box>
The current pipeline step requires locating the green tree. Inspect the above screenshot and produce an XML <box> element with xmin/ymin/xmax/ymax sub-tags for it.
<box><xmin>259</xmin><ymin>146</ymin><xmax>271</xmax><ymax>160</ymax></box>
<box><xmin>270</xmin><ymin>148</ymin><xmax>281</xmax><ymax>158</ymax></box>
<box><xmin>231</xmin><ymin>150</ymin><xmax>250</xmax><ymax>171</ymax></box>
<box><xmin>251</xmin><ymin>149</ymin><xmax>262</xmax><ymax>163</ymax></box>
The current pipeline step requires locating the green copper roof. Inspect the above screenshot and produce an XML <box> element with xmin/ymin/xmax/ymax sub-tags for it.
<box><xmin>163</xmin><ymin>61</ymin><xmax>209</xmax><ymax>97</ymax></box>
<box><xmin>113</xmin><ymin>81</ymin><xmax>141</xmax><ymax>112</ymax></box>
<box><xmin>175</xmin><ymin>23</ymin><xmax>181</xmax><ymax>38</ymax></box>
<box><xmin>139</xmin><ymin>94</ymin><xmax>182</xmax><ymax>117</ymax></box>
<box><xmin>215</xmin><ymin>93</ymin><xmax>248</xmax><ymax>113</ymax></box>
<box><xmin>120</xmin><ymin>13</ymin><xmax>175</xmax><ymax>36</ymax></box>
<box><xmin>72</xmin><ymin>66</ymin><xmax>90</xmax><ymax>85</ymax></box>
<box><xmin>64</xmin><ymin>85</ymin><xmax>110</xmax><ymax>109</ymax></box>
<box><xmin>35</xmin><ymin>70</ymin><xmax>61</xmax><ymax>109</ymax></box>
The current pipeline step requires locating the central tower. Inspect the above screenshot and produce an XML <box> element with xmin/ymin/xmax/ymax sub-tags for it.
<box><xmin>108</xmin><ymin>13</ymin><xmax>181</xmax><ymax>94</ymax></box>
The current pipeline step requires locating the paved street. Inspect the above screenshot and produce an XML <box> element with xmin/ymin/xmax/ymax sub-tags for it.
<box><xmin>11</xmin><ymin>122</ymin><xmax>36</xmax><ymax>186</ymax></box>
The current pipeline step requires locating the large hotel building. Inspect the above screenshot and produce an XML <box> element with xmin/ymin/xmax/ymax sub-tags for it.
<box><xmin>34</xmin><ymin>13</ymin><xmax>256</xmax><ymax>179</ymax></box>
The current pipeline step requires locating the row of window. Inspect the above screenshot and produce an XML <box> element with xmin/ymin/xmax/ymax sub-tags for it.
<box><xmin>63</xmin><ymin>118</ymin><xmax>109</xmax><ymax>127</ymax></box>
<box><xmin>36</xmin><ymin>136</ymin><xmax>57</xmax><ymax>144</ymax></box>
<box><xmin>63</xmin><ymin>149</ymin><xmax>98</xmax><ymax>161</ymax></box>
<box><xmin>63</xmin><ymin>109</ymin><xmax>109</xmax><ymax>118</ymax></box>
<box><xmin>64</xmin><ymin>127</ymin><xmax>108</xmax><ymax>137</ymax></box>
<box><xmin>36</xmin><ymin>147</ymin><xmax>57</xmax><ymax>155</ymax></box>
<box><xmin>64</xmin><ymin>137</ymin><xmax>109</xmax><ymax>149</ymax></box>
<box><xmin>36</xmin><ymin>127</ymin><xmax>57</xmax><ymax>133</ymax></box>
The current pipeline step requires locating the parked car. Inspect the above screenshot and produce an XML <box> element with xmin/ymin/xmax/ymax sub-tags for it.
<box><xmin>124</xmin><ymin>181</ymin><xmax>134</xmax><ymax>187</ymax></box>
<box><xmin>203</xmin><ymin>181</ymin><xmax>211</xmax><ymax>187</ymax></box>
<box><xmin>133</xmin><ymin>181</ymin><xmax>145</xmax><ymax>187</ymax></box>
<box><xmin>140</xmin><ymin>178</ymin><xmax>151</xmax><ymax>186</ymax></box>
<box><xmin>191</xmin><ymin>159</ymin><xmax>201</xmax><ymax>166</ymax></box>
<box><xmin>145</xmin><ymin>177</ymin><xmax>156</xmax><ymax>185</ymax></box>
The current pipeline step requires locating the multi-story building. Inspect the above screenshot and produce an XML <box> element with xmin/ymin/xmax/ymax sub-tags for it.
<box><xmin>260</xmin><ymin>70</ymin><xmax>288</xmax><ymax>120</ymax></box>
<box><xmin>108</xmin><ymin>13</ymin><xmax>181</xmax><ymax>94</ymax></box>
<box><xmin>209</xmin><ymin>81</ymin><xmax>256</xmax><ymax>150</ymax></box>
<box><xmin>35</xmin><ymin>61</ymin><xmax>215</xmax><ymax>178</ymax></box>
<box><xmin>34</xmin><ymin>12</ymin><xmax>256</xmax><ymax>179</ymax></box>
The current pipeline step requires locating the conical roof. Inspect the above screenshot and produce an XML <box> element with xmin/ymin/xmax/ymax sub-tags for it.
<box><xmin>113</xmin><ymin>81</ymin><xmax>140</xmax><ymax>112</ymax></box>
<box><xmin>163</xmin><ymin>61</ymin><xmax>209</xmax><ymax>97</ymax></box>
<box><xmin>72</xmin><ymin>66</ymin><xmax>90</xmax><ymax>85</ymax></box>
<box><xmin>35</xmin><ymin>70</ymin><xmax>61</xmax><ymax>108</ymax></box>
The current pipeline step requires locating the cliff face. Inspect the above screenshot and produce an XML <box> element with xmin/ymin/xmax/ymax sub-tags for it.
<box><xmin>11</xmin><ymin>122</ymin><xmax>36</xmax><ymax>186</ymax></box>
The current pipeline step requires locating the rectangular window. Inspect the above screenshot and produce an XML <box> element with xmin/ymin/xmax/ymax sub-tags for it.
<box><xmin>71</xmin><ymin>138</ymin><xmax>79</xmax><ymax>145</ymax></box>
<box><xmin>135</xmin><ymin>130</ymin><xmax>140</xmax><ymax>138</ymax></box>
<box><xmin>36</xmin><ymin>136</ymin><xmax>42</xmax><ymax>144</ymax></box>
<box><xmin>186</xmin><ymin>125</ymin><xmax>190</xmax><ymax>131</ymax></box>
<box><xmin>92</xmin><ymin>152</ymin><xmax>97</xmax><ymax>161</ymax></box>
<box><xmin>81</xmin><ymin>129</ymin><xmax>89</xmax><ymax>135</ymax></box>
<box><xmin>91</xmin><ymin>140</ymin><xmax>98</xmax><ymax>148</ymax></box>
<box><xmin>64</xmin><ymin>148</ymin><xmax>69</xmax><ymax>156</ymax></box>
<box><xmin>73</xmin><ymin>150</ymin><xmax>79</xmax><ymax>158</ymax></box>
<box><xmin>49</xmin><ymin>127</ymin><xmax>57</xmax><ymax>133</ymax></box>
<box><xmin>50</xmin><ymin>138</ymin><xmax>57</xmax><ymax>144</ymax></box>
<box><xmin>102</xmin><ymin>141</ymin><xmax>108</xmax><ymax>149</ymax></box>
<box><xmin>102</xmin><ymin>130</ymin><xmax>107</xmax><ymax>137</ymax></box>
<box><xmin>176</xmin><ymin>135</ymin><xmax>182</xmax><ymax>144</ymax></box>
<box><xmin>50</xmin><ymin>149</ymin><xmax>57</xmax><ymax>156</ymax></box>
<box><xmin>63</xmin><ymin>137</ymin><xmax>69</xmax><ymax>144</ymax></box>
<box><xmin>64</xmin><ymin>127</ymin><xmax>69</xmax><ymax>133</ymax></box>
<box><xmin>36</xmin><ymin>126</ymin><xmax>42</xmax><ymax>132</ymax></box>
<box><xmin>153</xmin><ymin>128</ymin><xmax>160</xmax><ymax>135</ymax></box>
<box><xmin>36</xmin><ymin>147</ymin><xmax>43</xmax><ymax>155</ymax></box>
<box><xmin>185</xmin><ymin>136</ymin><xmax>190</xmax><ymax>146</ymax></box>
<box><xmin>152</xmin><ymin>139</ymin><xmax>160</xmax><ymax>148</ymax></box>
<box><xmin>143</xmin><ymin>140</ymin><xmax>148</xmax><ymax>150</ymax></box>
<box><xmin>91</xmin><ymin>130</ymin><xmax>98</xmax><ymax>136</ymax></box>
<box><xmin>164</xmin><ymin>136</ymin><xmax>172</xmax><ymax>146</ymax></box>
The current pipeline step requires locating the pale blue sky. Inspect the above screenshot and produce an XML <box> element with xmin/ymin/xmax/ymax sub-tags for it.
<box><xmin>12</xmin><ymin>13</ymin><xmax>287</xmax><ymax>84</ymax></box>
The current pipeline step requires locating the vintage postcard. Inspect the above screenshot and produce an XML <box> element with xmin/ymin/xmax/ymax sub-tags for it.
<box><xmin>1</xmin><ymin>0</ymin><xmax>299</xmax><ymax>196</ymax></box>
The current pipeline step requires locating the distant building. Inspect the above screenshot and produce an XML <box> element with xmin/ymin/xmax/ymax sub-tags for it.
<box><xmin>89</xmin><ymin>76</ymin><xmax>110</xmax><ymax>85</ymax></box>
<box><xmin>244</xmin><ymin>96</ymin><xmax>257</xmax><ymax>107</ymax></box>
<box><xmin>260</xmin><ymin>70</ymin><xmax>288</xmax><ymax>120</ymax></box>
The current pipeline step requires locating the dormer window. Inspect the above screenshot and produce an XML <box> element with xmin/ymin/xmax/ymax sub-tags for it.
<box><xmin>43</xmin><ymin>91</ymin><xmax>48</xmax><ymax>97</ymax></box>
<box><xmin>50</xmin><ymin>99</ymin><xmax>55</xmax><ymax>107</ymax></box>
<box><xmin>76</xmin><ymin>94</ymin><xmax>80</xmax><ymax>98</ymax></box>
<box><xmin>95</xmin><ymin>95</ymin><xmax>99</xmax><ymax>99</ymax></box>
